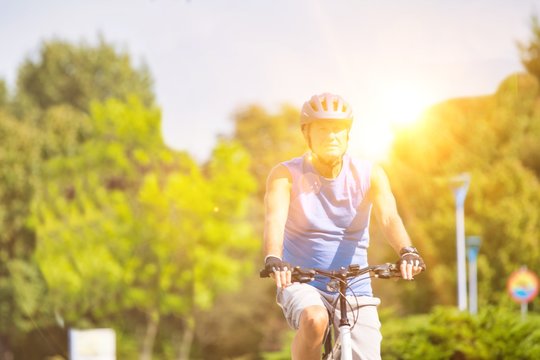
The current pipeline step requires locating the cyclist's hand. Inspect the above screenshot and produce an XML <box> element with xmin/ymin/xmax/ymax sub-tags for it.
<box><xmin>398</xmin><ymin>247</ymin><xmax>425</xmax><ymax>280</ymax></box>
<box><xmin>265</xmin><ymin>256</ymin><xmax>292</xmax><ymax>288</ymax></box>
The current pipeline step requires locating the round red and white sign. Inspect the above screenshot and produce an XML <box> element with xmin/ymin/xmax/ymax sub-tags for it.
<box><xmin>507</xmin><ymin>269</ymin><xmax>539</xmax><ymax>304</ymax></box>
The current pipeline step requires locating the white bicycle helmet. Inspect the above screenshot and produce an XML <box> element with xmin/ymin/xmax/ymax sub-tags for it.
<box><xmin>300</xmin><ymin>93</ymin><xmax>353</xmax><ymax>126</ymax></box>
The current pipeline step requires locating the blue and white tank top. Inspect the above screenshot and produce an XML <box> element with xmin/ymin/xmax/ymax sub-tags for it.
<box><xmin>282</xmin><ymin>153</ymin><xmax>373</xmax><ymax>296</ymax></box>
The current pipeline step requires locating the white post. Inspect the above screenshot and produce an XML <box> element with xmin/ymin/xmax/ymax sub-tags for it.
<box><xmin>451</xmin><ymin>174</ymin><xmax>470</xmax><ymax>312</ymax></box>
<box><xmin>466</xmin><ymin>236</ymin><xmax>481</xmax><ymax>315</ymax></box>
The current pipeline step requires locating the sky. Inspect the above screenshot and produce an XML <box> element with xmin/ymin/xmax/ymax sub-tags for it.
<box><xmin>1</xmin><ymin>0</ymin><xmax>539</xmax><ymax>161</ymax></box>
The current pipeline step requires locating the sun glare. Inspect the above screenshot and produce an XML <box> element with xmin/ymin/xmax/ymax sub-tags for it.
<box><xmin>350</xmin><ymin>85</ymin><xmax>435</xmax><ymax>161</ymax></box>
<box><xmin>351</xmin><ymin>123</ymin><xmax>394</xmax><ymax>162</ymax></box>
<box><xmin>379</xmin><ymin>86</ymin><xmax>434</xmax><ymax>128</ymax></box>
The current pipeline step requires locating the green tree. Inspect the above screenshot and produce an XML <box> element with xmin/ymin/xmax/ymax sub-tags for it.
<box><xmin>15</xmin><ymin>37</ymin><xmax>154</xmax><ymax>116</ymax></box>
<box><xmin>194</xmin><ymin>104</ymin><xmax>307</xmax><ymax>357</ymax></box>
<box><xmin>0</xmin><ymin>79</ymin><xmax>7</xmax><ymax>108</ymax></box>
<box><xmin>2</xmin><ymin>36</ymin><xmax>157</xmax><ymax>357</ymax></box>
<box><xmin>34</xmin><ymin>97</ymin><xmax>259</xmax><ymax>359</ymax></box>
<box><xmin>519</xmin><ymin>15</ymin><xmax>540</xmax><ymax>82</ymax></box>
<box><xmin>232</xmin><ymin>104</ymin><xmax>306</xmax><ymax>199</ymax></box>
<box><xmin>0</xmin><ymin>36</ymin><xmax>159</xmax><ymax>359</ymax></box>
<box><xmin>0</xmin><ymin>108</ymin><xmax>44</xmax><ymax>358</ymax></box>
<box><xmin>386</xmin><ymin>72</ymin><xmax>540</xmax><ymax>310</ymax></box>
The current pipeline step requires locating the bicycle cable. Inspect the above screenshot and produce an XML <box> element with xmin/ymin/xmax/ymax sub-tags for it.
<box><xmin>343</xmin><ymin>274</ymin><xmax>384</xmax><ymax>330</ymax></box>
<box><xmin>298</xmin><ymin>271</ymin><xmax>383</xmax><ymax>358</ymax></box>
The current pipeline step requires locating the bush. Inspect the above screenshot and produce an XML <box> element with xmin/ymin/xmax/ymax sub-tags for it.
<box><xmin>261</xmin><ymin>305</ymin><xmax>540</xmax><ymax>359</ymax></box>
<box><xmin>381</xmin><ymin>305</ymin><xmax>540</xmax><ymax>360</ymax></box>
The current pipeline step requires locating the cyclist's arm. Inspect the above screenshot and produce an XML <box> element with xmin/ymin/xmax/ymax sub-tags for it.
<box><xmin>369</xmin><ymin>165</ymin><xmax>421</xmax><ymax>279</ymax></box>
<box><xmin>264</xmin><ymin>164</ymin><xmax>292</xmax><ymax>287</ymax></box>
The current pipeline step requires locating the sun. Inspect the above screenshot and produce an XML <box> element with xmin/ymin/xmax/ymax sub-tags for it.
<box><xmin>379</xmin><ymin>85</ymin><xmax>435</xmax><ymax>128</ymax></box>
<box><xmin>349</xmin><ymin>85</ymin><xmax>435</xmax><ymax>161</ymax></box>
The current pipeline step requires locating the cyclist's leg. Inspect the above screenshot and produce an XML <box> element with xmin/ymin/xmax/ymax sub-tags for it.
<box><xmin>349</xmin><ymin>296</ymin><xmax>382</xmax><ymax>360</ymax></box>
<box><xmin>292</xmin><ymin>305</ymin><xmax>330</xmax><ymax>359</ymax></box>
<box><xmin>328</xmin><ymin>295</ymin><xmax>382</xmax><ymax>360</ymax></box>
<box><xmin>276</xmin><ymin>284</ymin><xmax>330</xmax><ymax>359</ymax></box>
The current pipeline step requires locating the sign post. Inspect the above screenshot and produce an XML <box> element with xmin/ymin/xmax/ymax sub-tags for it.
<box><xmin>466</xmin><ymin>236</ymin><xmax>481</xmax><ymax>315</ymax></box>
<box><xmin>507</xmin><ymin>267</ymin><xmax>539</xmax><ymax>320</ymax></box>
<box><xmin>450</xmin><ymin>173</ymin><xmax>470</xmax><ymax>311</ymax></box>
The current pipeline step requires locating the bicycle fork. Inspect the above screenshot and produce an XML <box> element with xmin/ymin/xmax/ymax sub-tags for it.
<box><xmin>338</xmin><ymin>272</ymin><xmax>352</xmax><ymax>360</ymax></box>
<box><xmin>322</xmin><ymin>271</ymin><xmax>354</xmax><ymax>360</ymax></box>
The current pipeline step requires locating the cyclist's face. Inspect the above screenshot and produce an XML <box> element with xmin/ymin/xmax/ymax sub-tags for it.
<box><xmin>304</xmin><ymin>120</ymin><xmax>350</xmax><ymax>161</ymax></box>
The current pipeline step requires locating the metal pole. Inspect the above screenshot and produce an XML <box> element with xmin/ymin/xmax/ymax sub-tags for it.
<box><xmin>520</xmin><ymin>265</ymin><xmax>529</xmax><ymax>321</ymax></box>
<box><xmin>451</xmin><ymin>174</ymin><xmax>470</xmax><ymax>312</ymax></box>
<box><xmin>468</xmin><ymin>245</ymin><xmax>479</xmax><ymax>315</ymax></box>
<box><xmin>466</xmin><ymin>236</ymin><xmax>481</xmax><ymax>315</ymax></box>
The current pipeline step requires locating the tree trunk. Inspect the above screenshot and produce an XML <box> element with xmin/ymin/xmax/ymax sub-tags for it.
<box><xmin>0</xmin><ymin>334</ymin><xmax>13</xmax><ymax>360</ymax></box>
<box><xmin>140</xmin><ymin>311</ymin><xmax>160</xmax><ymax>360</ymax></box>
<box><xmin>177</xmin><ymin>315</ymin><xmax>195</xmax><ymax>360</ymax></box>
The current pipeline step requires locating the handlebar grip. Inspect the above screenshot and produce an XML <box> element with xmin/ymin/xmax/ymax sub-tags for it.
<box><xmin>259</xmin><ymin>268</ymin><xmax>271</xmax><ymax>278</ymax></box>
<box><xmin>259</xmin><ymin>267</ymin><xmax>316</xmax><ymax>283</ymax></box>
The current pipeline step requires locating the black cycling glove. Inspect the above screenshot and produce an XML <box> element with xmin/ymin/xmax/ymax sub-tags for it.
<box><xmin>398</xmin><ymin>246</ymin><xmax>426</xmax><ymax>271</ymax></box>
<box><xmin>264</xmin><ymin>256</ymin><xmax>291</xmax><ymax>273</ymax></box>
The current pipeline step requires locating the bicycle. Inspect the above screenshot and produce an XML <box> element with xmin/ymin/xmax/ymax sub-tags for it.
<box><xmin>260</xmin><ymin>262</ymin><xmax>404</xmax><ymax>360</ymax></box>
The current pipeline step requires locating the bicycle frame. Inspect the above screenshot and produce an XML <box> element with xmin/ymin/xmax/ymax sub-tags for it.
<box><xmin>322</xmin><ymin>266</ymin><xmax>384</xmax><ymax>360</ymax></box>
<box><xmin>261</xmin><ymin>263</ymin><xmax>403</xmax><ymax>360</ymax></box>
<box><xmin>329</xmin><ymin>268</ymin><xmax>354</xmax><ymax>360</ymax></box>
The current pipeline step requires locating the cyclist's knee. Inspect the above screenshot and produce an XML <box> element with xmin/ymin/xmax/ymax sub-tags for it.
<box><xmin>299</xmin><ymin>306</ymin><xmax>328</xmax><ymax>336</ymax></box>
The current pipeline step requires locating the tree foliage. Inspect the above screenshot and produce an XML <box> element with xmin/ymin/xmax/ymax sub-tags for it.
<box><xmin>232</xmin><ymin>104</ymin><xmax>306</xmax><ymax>199</ymax></box>
<box><xmin>33</xmin><ymin>97</ymin><xmax>259</xmax><ymax>359</ymax></box>
<box><xmin>386</xmin><ymin>72</ymin><xmax>540</xmax><ymax>309</ymax></box>
<box><xmin>0</xmin><ymin>79</ymin><xmax>7</xmax><ymax>108</ymax></box>
<box><xmin>519</xmin><ymin>15</ymin><xmax>540</xmax><ymax>82</ymax></box>
<box><xmin>1</xmin><ymin>37</ymin><xmax>157</xmax><ymax>358</ymax></box>
<box><xmin>15</xmin><ymin>37</ymin><xmax>154</xmax><ymax>115</ymax></box>
<box><xmin>0</xmin><ymin>108</ymin><xmax>45</xmax><ymax>354</ymax></box>
<box><xmin>2</xmin><ymin>15</ymin><xmax>540</xmax><ymax>358</ymax></box>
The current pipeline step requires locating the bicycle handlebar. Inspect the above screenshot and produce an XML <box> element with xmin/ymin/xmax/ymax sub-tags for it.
<box><xmin>259</xmin><ymin>262</ymin><xmax>402</xmax><ymax>283</ymax></box>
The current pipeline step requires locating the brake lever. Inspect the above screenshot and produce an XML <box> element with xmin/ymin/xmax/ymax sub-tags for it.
<box><xmin>291</xmin><ymin>267</ymin><xmax>316</xmax><ymax>283</ymax></box>
<box><xmin>373</xmin><ymin>263</ymin><xmax>402</xmax><ymax>279</ymax></box>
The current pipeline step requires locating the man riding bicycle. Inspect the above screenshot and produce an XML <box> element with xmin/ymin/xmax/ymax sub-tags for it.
<box><xmin>263</xmin><ymin>93</ymin><xmax>425</xmax><ymax>360</ymax></box>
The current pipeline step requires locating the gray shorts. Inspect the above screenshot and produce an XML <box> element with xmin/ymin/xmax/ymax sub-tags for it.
<box><xmin>277</xmin><ymin>283</ymin><xmax>382</xmax><ymax>360</ymax></box>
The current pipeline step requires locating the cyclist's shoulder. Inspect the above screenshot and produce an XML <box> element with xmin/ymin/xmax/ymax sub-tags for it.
<box><xmin>368</xmin><ymin>164</ymin><xmax>392</xmax><ymax>194</ymax></box>
<box><xmin>346</xmin><ymin>155</ymin><xmax>375</xmax><ymax>189</ymax></box>
<box><xmin>281</xmin><ymin>154</ymin><xmax>306</xmax><ymax>168</ymax></box>
<box><xmin>267</xmin><ymin>154</ymin><xmax>306</xmax><ymax>182</ymax></box>
<box><xmin>267</xmin><ymin>163</ymin><xmax>292</xmax><ymax>185</ymax></box>
<box><xmin>347</xmin><ymin>154</ymin><xmax>374</xmax><ymax>172</ymax></box>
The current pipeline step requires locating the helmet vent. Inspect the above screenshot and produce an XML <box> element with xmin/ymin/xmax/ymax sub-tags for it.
<box><xmin>333</xmin><ymin>99</ymin><xmax>339</xmax><ymax>111</ymax></box>
<box><xmin>300</xmin><ymin>93</ymin><xmax>353</xmax><ymax>125</ymax></box>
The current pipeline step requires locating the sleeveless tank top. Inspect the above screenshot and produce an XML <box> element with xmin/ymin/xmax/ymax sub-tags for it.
<box><xmin>281</xmin><ymin>153</ymin><xmax>373</xmax><ymax>296</ymax></box>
